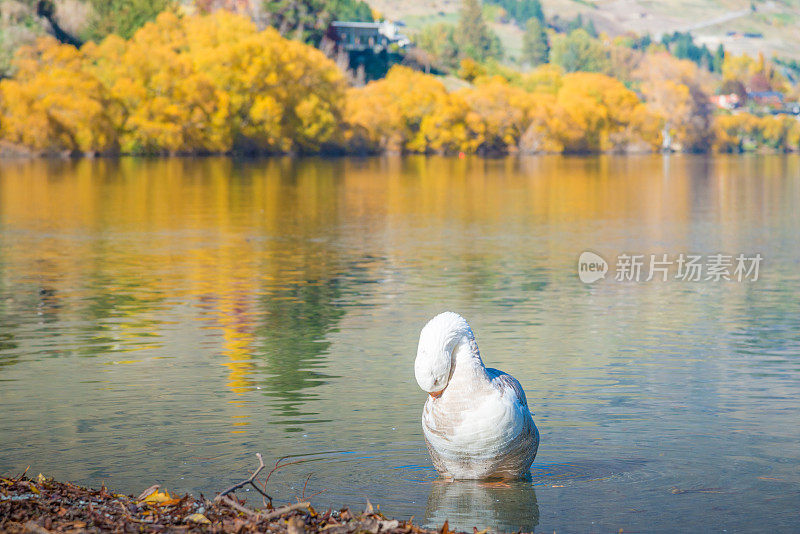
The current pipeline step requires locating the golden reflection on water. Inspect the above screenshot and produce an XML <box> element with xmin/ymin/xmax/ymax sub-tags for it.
<box><xmin>1</xmin><ymin>155</ymin><xmax>798</xmax><ymax>402</ymax></box>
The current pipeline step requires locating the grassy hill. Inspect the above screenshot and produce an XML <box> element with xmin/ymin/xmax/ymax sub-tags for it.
<box><xmin>1</xmin><ymin>0</ymin><xmax>798</xmax><ymax>75</ymax></box>
<box><xmin>370</xmin><ymin>0</ymin><xmax>800</xmax><ymax>63</ymax></box>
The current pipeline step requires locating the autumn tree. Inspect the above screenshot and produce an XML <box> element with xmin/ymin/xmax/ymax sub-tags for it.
<box><xmin>548</xmin><ymin>72</ymin><xmax>659</xmax><ymax>152</ymax></box>
<box><xmin>1</xmin><ymin>11</ymin><xmax>346</xmax><ymax>155</ymax></box>
<box><xmin>83</xmin><ymin>14</ymin><xmax>230</xmax><ymax>154</ymax></box>
<box><xmin>718</xmin><ymin>78</ymin><xmax>747</xmax><ymax>100</ymax></box>
<box><xmin>184</xmin><ymin>11</ymin><xmax>346</xmax><ymax>153</ymax></box>
<box><xmin>347</xmin><ymin>65</ymin><xmax>661</xmax><ymax>156</ymax></box>
<box><xmin>519</xmin><ymin>63</ymin><xmax>563</xmax><ymax>94</ymax></box>
<box><xmin>0</xmin><ymin>37</ymin><xmax>117</xmax><ymax>153</ymax></box>
<box><xmin>345</xmin><ymin>65</ymin><xmax>473</xmax><ymax>153</ymax></box>
<box><xmin>635</xmin><ymin>52</ymin><xmax>713</xmax><ymax>151</ymax></box>
<box><xmin>715</xmin><ymin>113</ymin><xmax>800</xmax><ymax>152</ymax></box>
<box><xmin>459</xmin><ymin>77</ymin><xmax>539</xmax><ymax>153</ymax></box>
<box><xmin>606</xmin><ymin>41</ymin><xmax>644</xmax><ymax>85</ymax></box>
<box><xmin>720</xmin><ymin>51</ymin><xmax>788</xmax><ymax>92</ymax></box>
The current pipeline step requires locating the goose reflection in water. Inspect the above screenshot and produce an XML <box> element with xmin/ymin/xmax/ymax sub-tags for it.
<box><xmin>424</xmin><ymin>479</ymin><xmax>539</xmax><ymax>533</ymax></box>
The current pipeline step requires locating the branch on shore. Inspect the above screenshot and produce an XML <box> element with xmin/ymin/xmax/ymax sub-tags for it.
<box><xmin>216</xmin><ymin>452</ymin><xmax>273</xmax><ymax>505</ymax></box>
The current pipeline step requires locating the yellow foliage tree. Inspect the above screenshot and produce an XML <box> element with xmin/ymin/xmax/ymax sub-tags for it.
<box><xmin>346</xmin><ymin>66</ymin><xmax>474</xmax><ymax>154</ymax></box>
<box><xmin>84</xmin><ymin>18</ymin><xmax>230</xmax><ymax>154</ymax></box>
<box><xmin>183</xmin><ymin>11</ymin><xmax>345</xmax><ymax>152</ymax></box>
<box><xmin>635</xmin><ymin>52</ymin><xmax>712</xmax><ymax>152</ymax></box>
<box><xmin>4</xmin><ymin>12</ymin><xmax>789</xmax><ymax>157</ymax></box>
<box><xmin>458</xmin><ymin>76</ymin><xmax>539</xmax><ymax>153</ymax></box>
<box><xmin>0</xmin><ymin>38</ymin><xmax>117</xmax><ymax>153</ymax></box>
<box><xmin>722</xmin><ymin>52</ymin><xmax>787</xmax><ymax>92</ymax></box>
<box><xmin>714</xmin><ymin>113</ymin><xmax>800</xmax><ymax>152</ymax></box>
<box><xmin>519</xmin><ymin>63</ymin><xmax>563</xmax><ymax>95</ymax></box>
<box><xmin>548</xmin><ymin>72</ymin><xmax>658</xmax><ymax>153</ymax></box>
<box><xmin>349</xmin><ymin>66</ymin><xmax>658</xmax><ymax>155</ymax></box>
<box><xmin>2</xmin><ymin>11</ymin><xmax>345</xmax><ymax>155</ymax></box>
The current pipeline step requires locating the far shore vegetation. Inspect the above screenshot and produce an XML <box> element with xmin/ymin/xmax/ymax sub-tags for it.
<box><xmin>1</xmin><ymin>0</ymin><xmax>799</xmax><ymax>157</ymax></box>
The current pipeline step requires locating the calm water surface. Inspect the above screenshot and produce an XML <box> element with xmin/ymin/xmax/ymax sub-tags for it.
<box><xmin>1</xmin><ymin>155</ymin><xmax>799</xmax><ymax>532</ymax></box>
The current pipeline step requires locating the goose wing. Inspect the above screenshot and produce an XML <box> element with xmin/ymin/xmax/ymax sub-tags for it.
<box><xmin>485</xmin><ymin>367</ymin><xmax>529</xmax><ymax>409</ymax></box>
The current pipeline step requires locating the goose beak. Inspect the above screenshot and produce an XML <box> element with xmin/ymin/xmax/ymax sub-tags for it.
<box><xmin>429</xmin><ymin>390</ymin><xmax>443</xmax><ymax>399</ymax></box>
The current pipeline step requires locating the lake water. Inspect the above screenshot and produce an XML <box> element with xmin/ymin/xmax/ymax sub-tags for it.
<box><xmin>0</xmin><ymin>155</ymin><xmax>799</xmax><ymax>532</ymax></box>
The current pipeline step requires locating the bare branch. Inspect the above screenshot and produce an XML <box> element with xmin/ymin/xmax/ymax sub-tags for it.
<box><xmin>262</xmin><ymin>501</ymin><xmax>310</xmax><ymax>520</ymax></box>
<box><xmin>13</xmin><ymin>466</ymin><xmax>30</xmax><ymax>482</ymax></box>
<box><xmin>262</xmin><ymin>456</ymin><xmax>307</xmax><ymax>490</ymax></box>
<box><xmin>216</xmin><ymin>495</ymin><xmax>262</xmax><ymax>518</ymax></box>
<box><xmin>218</xmin><ymin>453</ymin><xmax>272</xmax><ymax>504</ymax></box>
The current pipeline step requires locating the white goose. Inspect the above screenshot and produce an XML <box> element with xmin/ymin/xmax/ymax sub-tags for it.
<box><xmin>414</xmin><ymin>312</ymin><xmax>539</xmax><ymax>479</ymax></box>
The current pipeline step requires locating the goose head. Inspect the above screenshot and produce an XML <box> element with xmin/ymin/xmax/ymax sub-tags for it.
<box><xmin>415</xmin><ymin>312</ymin><xmax>475</xmax><ymax>396</ymax></box>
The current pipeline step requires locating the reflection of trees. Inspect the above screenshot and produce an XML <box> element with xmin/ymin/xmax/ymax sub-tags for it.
<box><xmin>253</xmin><ymin>276</ymin><xmax>345</xmax><ymax>428</ymax></box>
<box><xmin>75</xmin><ymin>271</ymin><xmax>165</xmax><ymax>358</ymax></box>
<box><xmin>425</xmin><ymin>479</ymin><xmax>539</xmax><ymax>533</ymax></box>
<box><xmin>0</xmin><ymin>267</ymin><xmax>19</xmax><ymax>366</ymax></box>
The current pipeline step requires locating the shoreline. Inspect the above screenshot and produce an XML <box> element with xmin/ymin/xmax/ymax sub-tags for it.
<box><xmin>1</xmin><ymin>471</ymin><xmax>450</xmax><ymax>534</ymax></box>
<box><xmin>4</xmin><ymin>140</ymin><xmax>800</xmax><ymax>161</ymax></box>
<box><xmin>2</xmin><ymin>146</ymin><xmax>799</xmax><ymax>162</ymax></box>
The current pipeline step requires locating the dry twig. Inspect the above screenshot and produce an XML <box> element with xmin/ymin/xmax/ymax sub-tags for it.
<box><xmin>262</xmin><ymin>501</ymin><xmax>311</xmax><ymax>520</ymax></box>
<box><xmin>217</xmin><ymin>453</ymin><xmax>273</xmax><ymax>504</ymax></box>
<box><xmin>215</xmin><ymin>495</ymin><xmax>262</xmax><ymax>519</ymax></box>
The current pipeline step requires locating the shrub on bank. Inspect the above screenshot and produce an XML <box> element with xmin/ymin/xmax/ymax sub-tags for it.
<box><xmin>0</xmin><ymin>11</ymin><xmax>345</xmax><ymax>155</ymax></box>
<box><xmin>346</xmin><ymin>66</ymin><xmax>662</xmax><ymax>155</ymax></box>
<box><xmin>1</xmin><ymin>12</ymin><xmax>796</xmax><ymax>157</ymax></box>
<box><xmin>714</xmin><ymin>113</ymin><xmax>800</xmax><ymax>152</ymax></box>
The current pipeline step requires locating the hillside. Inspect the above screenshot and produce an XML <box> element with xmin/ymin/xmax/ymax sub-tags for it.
<box><xmin>370</xmin><ymin>0</ymin><xmax>800</xmax><ymax>62</ymax></box>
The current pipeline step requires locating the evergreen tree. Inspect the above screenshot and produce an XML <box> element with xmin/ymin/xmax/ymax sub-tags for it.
<box><xmin>457</xmin><ymin>0</ymin><xmax>503</xmax><ymax>62</ymax></box>
<box><xmin>637</xmin><ymin>33</ymin><xmax>652</xmax><ymax>50</ymax></box>
<box><xmin>551</xmin><ymin>28</ymin><xmax>608</xmax><ymax>73</ymax></box>
<box><xmin>520</xmin><ymin>0</ymin><xmax>544</xmax><ymax>24</ymax></box>
<box><xmin>84</xmin><ymin>0</ymin><xmax>175</xmax><ymax>42</ymax></box>
<box><xmin>485</xmin><ymin>0</ymin><xmax>544</xmax><ymax>25</ymax></box>
<box><xmin>329</xmin><ymin>0</ymin><xmax>374</xmax><ymax>22</ymax></box>
<box><xmin>522</xmin><ymin>18</ymin><xmax>548</xmax><ymax>66</ymax></box>
<box><xmin>584</xmin><ymin>18</ymin><xmax>597</xmax><ymax>38</ymax></box>
<box><xmin>263</xmin><ymin>0</ymin><xmax>373</xmax><ymax>46</ymax></box>
<box><xmin>713</xmin><ymin>43</ymin><xmax>725</xmax><ymax>73</ymax></box>
<box><xmin>567</xmin><ymin>14</ymin><xmax>583</xmax><ymax>33</ymax></box>
<box><xmin>415</xmin><ymin>23</ymin><xmax>461</xmax><ymax>70</ymax></box>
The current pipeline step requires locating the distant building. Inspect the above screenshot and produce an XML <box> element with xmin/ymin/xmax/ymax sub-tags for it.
<box><xmin>748</xmin><ymin>91</ymin><xmax>784</xmax><ymax>108</ymax></box>
<box><xmin>330</xmin><ymin>21</ymin><xmax>411</xmax><ymax>51</ymax></box>
<box><xmin>770</xmin><ymin>103</ymin><xmax>800</xmax><ymax>116</ymax></box>
<box><xmin>725</xmin><ymin>31</ymin><xmax>764</xmax><ymax>39</ymax></box>
<box><xmin>325</xmin><ymin>21</ymin><xmax>411</xmax><ymax>84</ymax></box>
<box><xmin>711</xmin><ymin>93</ymin><xmax>741</xmax><ymax>110</ymax></box>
